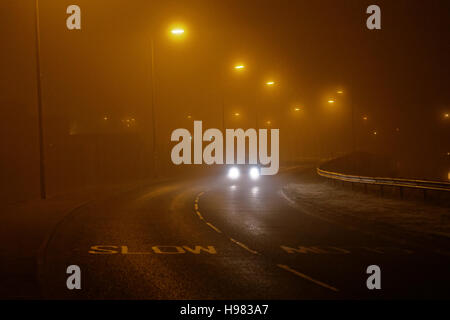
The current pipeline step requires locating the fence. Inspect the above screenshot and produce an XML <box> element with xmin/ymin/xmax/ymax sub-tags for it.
<box><xmin>317</xmin><ymin>167</ymin><xmax>450</xmax><ymax>198</ymax></box>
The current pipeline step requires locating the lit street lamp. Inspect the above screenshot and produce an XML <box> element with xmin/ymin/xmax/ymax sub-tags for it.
<box><xmin>171</xmin><ymin>28</ymin><xmax>185</xmax><ymax>35</ymax></box>
<box><xmin>222</xmin><ymin>63</ymin><xmax>246</xmax><ymax>131</ymax></box>
<box><xmin>149</xmin><ymin>25</ymin><xmax>186</xmax><ymax>177</ymax></box>
<box><xmin>332</xmin><ymin>89</ymin><xmax>357</xmax><ymax>155</ymax></box>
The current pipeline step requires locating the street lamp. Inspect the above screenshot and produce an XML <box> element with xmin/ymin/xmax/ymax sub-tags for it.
<box><xmin>150</xmin><ymin>24</ymin><xmax>186</xmax><ymax>177</ymax></box>
<box><xmin>332</xmin><ymin>88</ymin><xmax>357</xmax><ymax>155</ymax></box>
<box><xmin>221</xmin><ymin>63</ymin><xmax>247</xmax><ymax>133</ymax></box>
<box><xmin>171</xmin><ymin>28</ymin><xmax>185</xmax><ymax>35</ymax></box>
<box><xmin>34</xmin><ymin>0</ymin><xmax>47</xmax><ymax>199</ymax></box>
<box><xmin>265</xmin><ymin>81</ymin><xmax>275</xmax><ymax>86</ymax></box>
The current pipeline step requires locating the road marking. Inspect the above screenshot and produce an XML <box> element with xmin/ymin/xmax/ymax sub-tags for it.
<box><xmin>277</xmin><ymin>264</ymin><xmax>339</xmax><ymax>292</ymax></box>
<box><xmin>281</xmin><ymin>245</ymin><xmax>351</xmax><ymax>254</ymax></box>
<box><xmin>88</xmin><ymin>245</ymin><xmax>120</xmax><ymax>254</ymax></box>
<box><xmin>194</xmin><ymin>191</ymin><xmax>260</xmax><ymax>255</ymax></box>
<box><xmin>230</xmin><ymin>238</ymin><xmax>259</xmax><ymax>255</ymax></box>
<box><xmin>152</xmin><ymin>246</ymin><xmax>186</xmax><ymax>254</ymax></box>
<box><xmin>121</xmin><ymin>246</ymin><xmax>152</xmax><ymax>254</ymax></box>
<box><xmin>89</xmin><ymin>245</ymin><xmax>218</xmax><ymax>255</ymax></box>
<box><xmin>206</xmin><ymin>222</ymin><xmax>222</xmax><ymax>233</ymax></box>
<box><xmin>280</xmin><ymin>245</ymin><xmax>414</xmax><ymax>255</ymax></box>
<box><xmin>194</xmin><ymin>190</ymin><xmax>341</xmax><ymax>293</ymax></box>
<box><xmin>196</xmin><ymin>210</ymin><xmax>204</xmax><ymax>220</ymax></box>
<box><xmin>183</xmin><ymin>245</ymin><xmax>217</xmax><ymax>254</ymax></box>
<box><xmin>281</xmin><ymin>245</ymin><xmax>329</xmax><ymax>254</ymax></box>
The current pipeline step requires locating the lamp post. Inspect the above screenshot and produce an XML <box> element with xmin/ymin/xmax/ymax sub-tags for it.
<box><xmin>343</xmin><ymin>90</ymin><xmax>356</xmax><ymax>155</ymax></box>
<box><xmin>222</xmin><ymin>64</ymin><xmax>246</xmax><ymax>131</ymax></box>
<box><xmin>263</xmin><ymin>80</ymin><xmax>279</xmax><ymax>130</ymax></box>
<box><xmin>34</xmin><ymin>0</ymin><xmax>46</xmax><ymax>199</ymax></box>
<box><xmin>149</xmin><ymin>27</ymin><xmax>185</xmax><ymax>177</ymax></box>
<box><xmin>333</xmin><ymin>90</ymin><xmax>356</xmax><ymax>154</ymax></box>
<box><xmin>149</xmin><ymin>38</ymin><xmax>157</xmax><ymax>177</ymax></box>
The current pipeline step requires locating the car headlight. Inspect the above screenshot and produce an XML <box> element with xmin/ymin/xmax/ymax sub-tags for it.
<box><xmin>228</xmin><ymin>166</ymin><xmax>240</xmax><ymax>180</ymax></box>
<box><xmin>249</xmin><ymin>166</ymin><xmax>260</xmax><ymax>180</ymax></box>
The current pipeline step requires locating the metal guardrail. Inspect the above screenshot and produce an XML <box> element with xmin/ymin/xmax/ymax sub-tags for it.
<box><xmin>317</xmin><ymin>167</ymin><xmax>450</xmax><ymax>193</ymax></box>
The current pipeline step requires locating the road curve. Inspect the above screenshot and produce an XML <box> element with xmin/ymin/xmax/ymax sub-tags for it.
<box><xmin>39</xmin><ymin>166</ymin><xmax>450</xmax><ymax>299</ymax></box>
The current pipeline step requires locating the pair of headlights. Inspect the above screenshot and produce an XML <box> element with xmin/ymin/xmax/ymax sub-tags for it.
<box><xmin>228</xmin><ymin>166</ymin><xmax>260</xmax><ymax>180</ymax></box>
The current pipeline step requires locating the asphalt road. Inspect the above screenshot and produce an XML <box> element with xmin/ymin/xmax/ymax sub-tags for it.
<box><xmin>38</xmin><ymin>166</ymin><xmax>450</xmax><ymax>299</ymax></box>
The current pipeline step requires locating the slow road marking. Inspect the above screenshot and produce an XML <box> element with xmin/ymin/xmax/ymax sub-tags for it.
<box><xmin>89</xmin><ymin>245</ymin><xmax>217</xmax><ymax>255</ymax></box>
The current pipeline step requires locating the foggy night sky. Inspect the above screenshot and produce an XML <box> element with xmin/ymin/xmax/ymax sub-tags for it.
<box><xmin>0</xmin><ymin>0</ymin><xmax>449</xmax><ymax>199</ymax></box>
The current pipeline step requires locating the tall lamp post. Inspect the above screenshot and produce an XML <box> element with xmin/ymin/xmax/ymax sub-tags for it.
<box><xmin>221</xmin><ymin>64</ymin><xmax>246</xmax><ymax>131</ymax></box>
<box><xmin>34</xmin><ymin>0</ymin><xmax>46</xmax><ymax>199</ymax></box>
<box><xmin>149</xmin><ymin>27</ymin><xmax>185</xmax><ymax>177</ymax></box>
<box><xmin>149</xmin><ymin>38</ymin><xmax>157</xmax><ymax>177</ymax></box>
<box><xmin>337</xmin><ymin>90</ymin><xmax>355</xmax><ymax>154</ymax></box>
<box><xmin>332</xmin><ymin>90</ymin><xmax>356</xmax><ymax>155</ymax></box>
<box><xmin>263</xmin><ymin>80</ymin><xmax>277</xmax><ymax>130</ymax></box>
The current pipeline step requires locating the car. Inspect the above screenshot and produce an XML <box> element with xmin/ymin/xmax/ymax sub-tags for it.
<box><xmin>225</xmin><ymin>164</ymin><xmax>261</xmax><ymax>182</ymax></box>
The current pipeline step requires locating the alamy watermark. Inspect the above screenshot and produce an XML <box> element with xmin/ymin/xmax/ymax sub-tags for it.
<box><xmin>65</xmin><ymin>4</ymin><xmax>381</xmax><ymax>31</ymax></box>
<box><xmin>170</xmin><ymin>121</ymin><xmax>279</xmax><ymax>175</ymax></box>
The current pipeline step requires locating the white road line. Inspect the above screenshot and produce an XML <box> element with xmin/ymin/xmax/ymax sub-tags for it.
<box><xmin>230</xmin><ymin>238</ymin><xmax>259</xmax><ymax>255</ymax></box>
<box><xmin>277</xmin><ymin>264</ymin><xmax>339</xmax><ymax>292</ymax></box>
<box><xmin>206</xmin><ymin>222</ymin><xmax>222</xmax><ymax>233</ymax></box>
<box><xmin>196</xmin><ymin>211</ymin><xmax>204</xmax><ymax>220</ymax></box>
